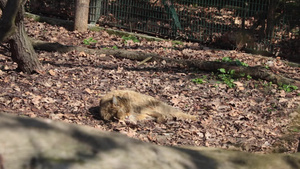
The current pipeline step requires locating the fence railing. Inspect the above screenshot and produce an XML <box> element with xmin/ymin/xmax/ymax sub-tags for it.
<box><xmin>26</xmin><ymin>0</ymin><xmax>299</xmax><ymax>53</ymax></box>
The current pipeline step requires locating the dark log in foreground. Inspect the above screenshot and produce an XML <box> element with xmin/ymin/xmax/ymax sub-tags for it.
<box><xmin>0</xmin><ymin>113</ymin><xmax>299</xmax><ymax>169</ymax></box>
<box><xmin>31</xmin><ymin>40</ymin><xmax>300</xmax><ymax>87</ymax></box>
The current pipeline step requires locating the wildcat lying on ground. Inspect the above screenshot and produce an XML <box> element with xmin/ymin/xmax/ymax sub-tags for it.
<box><xmin>99</xmin><ymin>90</ymin><xmax>197</xmax><ymax>123</ymax></box>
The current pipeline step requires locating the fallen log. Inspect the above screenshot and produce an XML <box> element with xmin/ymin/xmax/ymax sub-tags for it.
<box><xmin>31</xmin><ymin>40</ymin><xmax>300</xmax><ymax>87</ymax></box>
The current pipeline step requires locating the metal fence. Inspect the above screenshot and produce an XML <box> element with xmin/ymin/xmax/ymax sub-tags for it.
<box><xmin>89</xmin><ymin>0</ymin><xmax>299</xmax><ymax>51</ymax></box>
<box><xmin>26</xmin><ymin>0</ymin><xmax>299</xmax><ymax>52</ymax></box>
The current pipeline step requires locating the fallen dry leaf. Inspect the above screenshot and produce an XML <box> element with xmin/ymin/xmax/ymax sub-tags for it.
<box><xmin>48</xmin><ymin>69</ymin><xmax>56</xmax><ymax>76</ymax></box>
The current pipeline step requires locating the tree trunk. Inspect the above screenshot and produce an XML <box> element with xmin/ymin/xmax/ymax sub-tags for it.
<box><xmin>9</xmin><ymin>22</ymin><xmax>42</xmax><ymax>73</ymax></box>
<box><xmin>0</xmin><ymin>0</ymin><xmax>42</xmax><ymax>74</ymax></box>
<box><xmin>74</xmin><ymin>0</ymin><xmax>90</xmax><ymax>32</ymax></box>
<box><xmin>0</xmin><ymin>0</ymin><xmax>21</xmax><ymax>42</ymax></box>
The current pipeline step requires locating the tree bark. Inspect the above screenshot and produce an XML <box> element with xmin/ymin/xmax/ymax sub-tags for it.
<box><xmin>0</xmin><ymin>0</ymin><xmax>22</xmax><ymax>42</ymax></box>
<box><xmin>74</xmin><ymin>0</ymin><xmax>90</xmax><ymax>32</ymax></box>
<box><xmin>9</xmin><ymin>22</ymin><xmax>42</xmax><ymax>73</ymax></box>
<box><xmin>0</xmin><ymin>0</ymin><xmax>42</xmax><ymax>74</ymax></box>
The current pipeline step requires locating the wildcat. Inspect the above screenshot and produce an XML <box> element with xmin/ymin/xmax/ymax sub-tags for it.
<box><xmin>99</xmin><ymin>90</ymin><xmax>196</xmax><ymax>123</ymax></box>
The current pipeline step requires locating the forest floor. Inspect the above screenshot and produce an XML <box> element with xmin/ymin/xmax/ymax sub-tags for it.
<box><xmin>0</xmin><ymin>18</ymin><xmax>299</xmax><ymax>153</ymax></box>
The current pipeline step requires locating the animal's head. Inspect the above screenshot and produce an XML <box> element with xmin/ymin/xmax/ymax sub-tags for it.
<box><xmin>109</xmin><ymin>95</ymin><xmax>131</xmax><ymax>120</ymax></box>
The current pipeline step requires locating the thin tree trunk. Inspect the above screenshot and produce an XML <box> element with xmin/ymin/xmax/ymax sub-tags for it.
<box><xmin>74</xmin><ymin>0</ymin><xmax>90</xmax><ymax>32</ymax></box>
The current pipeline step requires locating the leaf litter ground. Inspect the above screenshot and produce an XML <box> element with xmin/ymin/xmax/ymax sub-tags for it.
<box><xmin>0</xmin><ymin>18</ymin><xmax>299</xmax><ymax>153</ymax></box>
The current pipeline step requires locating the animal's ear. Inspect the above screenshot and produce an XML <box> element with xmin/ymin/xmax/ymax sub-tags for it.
<box><xmin>112</xmin><ymin>95</ymin><xmax>118</xmax><ymax>105</ymax></box>
<box><xmin>123</xmin><ymin>92</ymin><xmax>129</xmax><ymax>98</ymax></box>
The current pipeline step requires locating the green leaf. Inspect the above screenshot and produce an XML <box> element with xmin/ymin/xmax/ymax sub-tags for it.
<box><xmin>218</xmin><ymin>68</ymin><xmax>226</xmax><ymax>73</ymax></box>
<box><xmin>83</xmin><ymin>37</ymin><xmax>97</xmax><ymax>45</ymax></box>
<box><xmin>234</xmin><ymin>60</ymin><xmax>248</xmax><ymax>67</ymax></box>
<box><xmin>122</xmin><ymin>35</ymin><xmax>140</xmax><ymax>44</ymax></box>
<box><xmin>192</xmin><ymin>78</ymin><xmax>205</xmax><ymax>84</ymax></box>
<box><xmin>247</xmin><ymin>75</ymin><xmax>252</xmax><ymax>80</ymax></box>
<box><xmin>228</xmin><ymin>69</ymin><xmax>235</xmax><ymax>75</ymax></box>
<box><xmin>222</xmin><ymin>57</ymin><xmax>232</xmax><ymax>62</ymax></box>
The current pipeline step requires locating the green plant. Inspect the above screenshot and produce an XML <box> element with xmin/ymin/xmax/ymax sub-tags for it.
<box><xmin>235</xmin><ymin>60</ymin><xmax>248</xmax><ymax>67</ymax></box>
<box><xmin>219</xmin><ymin>74</ymin><xmax>235</xmax><ymax>88</ymax></box>
<box><xmin>279</xmin><ymin>84</ymin><xmax>298</xmax><ymax>92</ymax></box>
<box><xmin>112</xmin><ymin>45</ymin><xmax>118</xmax><ymax>49</ymax></box>
<box><xmin>215</xmin><ymin>58</ymin><xmax>252</xmax><ymax>88</ymax></box>
<box><xmin>221</xmin><ymin>57</ymin><xmax>248</xmax><ymax>67</ymax></box>
<box><xmin>172</xmin><ymin>40</ymin><xmax>184</xmax><ymax>46</ymax></box>
<box><xmin>239</xmin><ymin>73</ymin><xmax>252</xmax><ymax>80</ymax></box>
<box><xmin>262</xmin><ymin>81</ymin><xmax>273</xmax><ymax>87</ymax></box>
<box><xmin>214</xmin><ymin>84</ymin><xmax>219</xmax><ymax>88</ymax></box>
<box><xmin>192</xmin><ymin>78</ymin><xmax>205</xmax><ymax>84</ymax></box>
<box><xmin>218</xmin><ymin>68</ymin><xmax>236</xmax><ymax>88</ymax></box>
<box><xmin>290</xmin><ymin>128</ymin><xmax>300</xmax><ymax>132</ymax></box>
<box><xmin>192</xmin><ymin>75</ymin><xmax>209</xmax><ymax>84</ymax></box>
<box><xmin>122</xmin><ymin>35</ymin><xmax>140</xmax><ymax>44</ymax></box>
<box><xmin>83</xmin><ymin>37</ymin><xmax>97</xmax><ymax>45</ymax></box>
<box><xmin>218</xmin><ymin>68</ymin><xmax>226</xmax><ymax>73</ymax></box>
<box><xmin>222</xmin><ymin>57</ymin><xmax>233</xmax><ymax>62</ymax></box>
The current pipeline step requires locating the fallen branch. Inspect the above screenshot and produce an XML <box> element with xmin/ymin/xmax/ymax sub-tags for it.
<box><xmin>31</xmin><ymin>39</ymin><xmax>300</xmax><ymax>87</ymax></box>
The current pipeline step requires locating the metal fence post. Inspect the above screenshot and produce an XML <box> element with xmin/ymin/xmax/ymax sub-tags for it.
<box><xmin>89</xmin><ymin>0</ymin><xmax>102</xmax><ymax>24</ymax></box>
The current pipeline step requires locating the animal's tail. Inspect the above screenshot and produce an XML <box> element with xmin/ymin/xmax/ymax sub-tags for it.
<box><xmin>173</xmin><ymin>111</ymin><xmax>197</xmax><ymax>121</ymax></box>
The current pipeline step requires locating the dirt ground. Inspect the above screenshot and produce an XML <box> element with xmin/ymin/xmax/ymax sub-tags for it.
<box><xmin>0</xmin><ymin>18</ymin><xmax>299</xmax><ymax>153</ymax></box>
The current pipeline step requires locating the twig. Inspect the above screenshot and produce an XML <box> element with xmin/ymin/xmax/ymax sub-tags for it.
<box><xmin>138</xmin><ymin>56</ymin><xmax>152</xmax><ymax>66</ymax></box>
